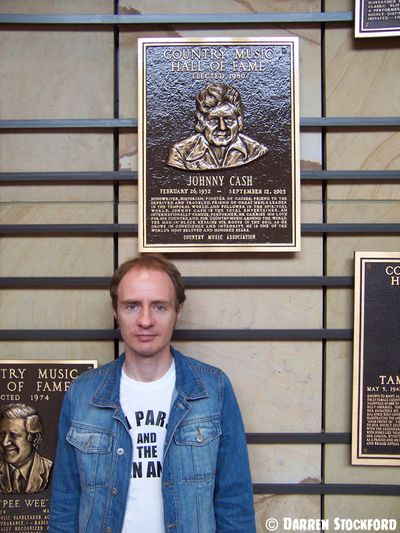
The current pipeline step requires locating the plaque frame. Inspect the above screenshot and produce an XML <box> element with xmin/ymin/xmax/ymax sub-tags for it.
<box><xmin>0</xmin><ymin>359</ymin><xmax>97</xmax><ymax>532</ymax></box>
<box><xmin>352</xmin><ymin>252</ymin><xmax>400</xmax><ymax>466</ymax></box>
<box><xmin>138</xmin><ymin>37</ymin><xmax>300</xmax><ymax>253</ymax></box>
<box><xmin>355</xmin><ymin>0</ymin><xmax>400</xmax><ymax>38</ymax></box>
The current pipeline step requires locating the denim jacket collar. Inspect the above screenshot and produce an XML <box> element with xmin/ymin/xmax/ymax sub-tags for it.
<box><xmin>90</xmin><ymin>347</ymin><xmax>209</xmax><ymax>412</ymax></box>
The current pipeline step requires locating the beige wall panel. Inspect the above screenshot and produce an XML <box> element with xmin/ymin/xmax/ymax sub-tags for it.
<box><xmin>326</xmin><ymin>236</ymin><xmax>400</xmax><ymax>276</ymax></box>
<box><xmin>0</xmin><ymin>1</ymin><xmax>113</xmax><ymax>14</ymax></box>
<box><xmin>118</xmin><ymin>236</ymin><xmax>139</xmax><ymax>263</ymax></box>
<box><xmin>1</xmin><ymin>133</ymin><xmax>114</xmax><ymax>202</ymax></box>
<box><xmin>174</xmin><ymin>341</ymin><xmax>322</xmax><ymax>433</ymax></box>
<box><xmin>324</xmin><ymin>495</ymin><xmax>400</xmax><ymax>524</ymax></box>
<box><xmin>0</xmin><ymin>204</ymin><xmax>114</xmax><ymax>275</ymax></box>
<box><xmin>255</xmin><ymin>495</ymin><xmax>320</xmax><ymax>533</ymax></box>
<box><xmin>0</xmin><ymin>290</ymin><xmax>112</xmax><ymax>329</ymax></box>
<box><xmin>325</xmin><ymin>444</ymin><xmax>400</xmax><ymax>484</ymax></box>
<box><xmin>325</xmin><ymin>0</ymin><xmax>352</xmax><ymax>11</ymax></box>
<box><xmin>0</xmin><ymin>31</ymin><xmax>113</xmax><ymax>119</ymax></box>
<box><xmin>326</xmin><ymin>131</ymin><xmax>400</xmax><ymax>200</ymax></box>
<box><xmin>325</xmin><ymin>26</ymin><xmax>400</xmax><ymax>117</ymax></box>
<box><xmin>249</xmin><ymin>444</ymin><xmax>321</xmax><ymax>483</ymax></box>
<box><xmin>0</xmin><ymin>203</ymin><xmax>113</xmax><ymax>224</ymax></box>
<box><xmin>0</xmin><ymin>343</ymin><xmax>114</xmax><ymax>366</ymax></box>
<box><xmin>0</xmin><ymin>236</ymin><xmax>113</xmax><ymax>276</ymax></box>
<box><xmin>118</xmin><ymin>131</ymin><xmax>137</xmax><ymax>199</ymax></box>
<box><xmin>119</xmin><ymin>25</ymin><xmax>320</xmax><ymax>118</ymax></box>
<box><xmin>1</xmin><ymin>133</ymin><xmax>113</xmax><ymax>171</ymax></box>
<box><xmin>326</xmin><ymin>288</ymin><xmax>352</xmax><ymax>329</ymax></box>
<box><xmin>326</xmin><ymin>131</ymin><xmax>400</xmax><ymax>170</ymax></box>
<box><xmin>327</xmin><ymin>182</ymin><xmax>400</xmax><ymax>202</ymax></box>
<box><xmin>119</xmin><ymin>202</ymin><xmax>137</xmax><ymax>223</ymax></box>
<box><xmin>180</xmin><ymin>288</ymin><xmax>322</xmax><ymax>329</ymax></box>
<box><xmin>1</xmin><ymin>184</ymin><xmax>113</xmax><ymax>203</ymax></box>
<box><xmin>325</xmin><ymin>340</ymin><xmax>352</xmax><ymax>432</ymax></box>
<box><xmin>120</xmin><ymin>0</ymin><xmax>321</xmax><ymax>14</ymax></box>
<box><xmin>327</xmin><ymin>200</ymin><xmax>400</xmax><ymax>222</ymax></box>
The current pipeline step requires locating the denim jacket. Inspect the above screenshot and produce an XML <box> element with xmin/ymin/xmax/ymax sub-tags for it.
<box><xmin>49</xmin><ymin>348</ymin><xmax>256</xmax><ymax>533</ymax></box>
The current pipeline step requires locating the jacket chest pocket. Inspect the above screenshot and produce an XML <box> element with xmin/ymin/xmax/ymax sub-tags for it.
<box><xmin>67</xmin><ymin>424</ymin><xmax>113</xmax><ymax>489</ymax></box>
<box><xmin>174</xmin><ymin>418</ymin><xmax>221</xmax><ymax>483</ymax></box>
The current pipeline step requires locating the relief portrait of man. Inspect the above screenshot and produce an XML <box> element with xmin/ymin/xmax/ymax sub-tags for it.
<box><xmin>0</xmin><ymin>403</ymin><xmax>53</xmax><ymax>494</ymax></box>
<box><xmin>166</xmin><ymin>82</ymin><xmax>268</xmax><ymax>171</ymax></box>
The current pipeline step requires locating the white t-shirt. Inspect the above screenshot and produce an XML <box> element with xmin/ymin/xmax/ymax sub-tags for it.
<box><xmin>120</xmin><ymin>362</ymin><xmax>176</xmax><ymax>533</ymax></box>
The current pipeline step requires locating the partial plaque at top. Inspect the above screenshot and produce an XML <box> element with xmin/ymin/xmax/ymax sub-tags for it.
<box><xmin>355</xmin><ymin>0</ymin><xmax>400</xmax><ymax>37</ymax></box>
<box><xmin>138</xmin><ymin>38</ymin><xmax>300</xmax><ymax>253</ymax></box>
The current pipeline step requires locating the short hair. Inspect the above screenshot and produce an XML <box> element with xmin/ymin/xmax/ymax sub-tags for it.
<box><xmin>195</xmin><ymin>82</ymin><xmax>243</xmax><ymax>133</ymax></box>
<box><xmin>110</xmin><ymin>254</ymin><xmax>186</xmax><ymax>311</ymax></box>
<box><xmin>0</xmin><ymin>403</ymin><xmax>44</xmax><ymax>448</ymax></box>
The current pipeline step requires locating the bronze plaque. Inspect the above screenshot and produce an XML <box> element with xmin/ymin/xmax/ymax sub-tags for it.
<box><xmin>355</xmin><ymin>0</ymin><xmax>400</xmax><ymax>37</ymax></box>
<box><xmin>138</xmin><ymin>38</ymin><xmax>300</xmax><ymax>252</ymax></box>
<box><xmin>0</xmin><ymin>360</ymin><xmax>97</xmax><ymax>531</ymax></box>
<box><xmin>352</xmin><ymin>252</ymin><xmax>400</xmax><ymax>465</ymax></box>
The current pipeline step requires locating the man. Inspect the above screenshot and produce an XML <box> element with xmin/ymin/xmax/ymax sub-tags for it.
<box><xmin>49</xmin><ymin>255</ymin><xmax>255</xmax><ymax>533</ymax></box>
<box><xmin>166</xmin><ymin>82</ymin><xmax>268</xmax><ymax>171</ymax></box>
<box><xmin>0</xmin><ymin>403</ymin><xmax>52</xmax><ymax>494</ymax></box>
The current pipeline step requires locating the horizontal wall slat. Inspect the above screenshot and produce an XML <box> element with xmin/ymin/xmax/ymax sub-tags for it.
<box><xmin>253</xmin><ymin>483</ymin><xmax>400</xmax><ymax>496</ymax></box>
<box><xmin>0</xmin><ymin>329</ymin><xmax>352</xmax><ymax>341</ymax></box>
<box><xmin>1</xmin><ymin>170</ymin><xmax>399</xmax><ymax>183</ymax></box>
<box><xmin>1</xmin><ymin>224</ymin><xmax>399</xmax><ymax>235</ymax></box>
<box><xmin>1</xmin><ymin>117</ymin><xmax>399</xmax><ymax>129</ymax></box>
<box><xmin>0</xmin><ymin>276</ymin><xmax>354</xmax><ymax>289</ymax></box>
<box><xmin>0</xmin><ymin>12</ymin><xmax>354</xmax><ymax>25</ymax></box>
<box><xmin>247</xmin><ymin>433</ymin><xmax>350</xmax><ymax>444</ymax></box>
<box><xmin>0</xmin><ymin>119</ymin><xmax>137</xmax><ymax>129</ymax></box>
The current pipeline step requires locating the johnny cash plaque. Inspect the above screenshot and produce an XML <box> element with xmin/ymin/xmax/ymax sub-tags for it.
<box><xmin>138</xmin><ymin>38</ymin><xmax>300</xmax><ymax>252</ymax></box>
<box><xmin>352</xmin><ymin>252</ymin><xmax>400</xmax><ymax>465</ymax></box>
<box><xmin>0</xmin><ymin>360</ymin><xmax>96</xmax><ymax>532</ymax></box>
<box><xmin>355</xmin><ymin>0</ymin><xmax>400</xmax><ymax>37</ymax></box>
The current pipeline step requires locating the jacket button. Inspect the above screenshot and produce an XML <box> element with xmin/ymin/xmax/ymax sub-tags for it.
<box><xmin>117</xmin><ymin>448</ymin><xmax>124</xmax><ymax>455</ymax></box>
<box><xmin>106</xmin><ymin>528</ymin><xmax>112</xmax><ymax>533</ymax></box>
<box><xmin>196</xmin><ymin>433</ymin><xmax>204</xmax><ymax>443</ymax></box>
<box><xmin>111</xmin><ymin>488</ymin><xmax>118</xmax><ymax>496</ymax></box>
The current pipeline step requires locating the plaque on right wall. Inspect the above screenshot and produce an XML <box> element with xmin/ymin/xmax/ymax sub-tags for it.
<box><xmin>355</xmin><ymin>0</ymin><xmax>400</xmax><ymax>38</ymax></box>
<box><xmin>352</xmin><ymin>251</ymin><xmax>400</xmax><ymax>465</ymax></box>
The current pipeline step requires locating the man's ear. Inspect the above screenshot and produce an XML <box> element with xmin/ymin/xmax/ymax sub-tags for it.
<box><xmin>176</xmin><ymin>304</ymin><xmax>183</xmax><ymax>321</ymax></box>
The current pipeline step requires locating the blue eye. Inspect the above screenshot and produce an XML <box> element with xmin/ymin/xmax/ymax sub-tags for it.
<box><xmin>154</xmin><ymin>304</ymin><xmax>167</xmax><ymax>312</ymax></box>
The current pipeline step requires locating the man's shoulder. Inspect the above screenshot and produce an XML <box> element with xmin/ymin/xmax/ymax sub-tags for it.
<box><xmin>174</xmin><ymin>349</ymin><xmax>227</xmax><ymax>380</ymax></box>
<box><xmin>239</xmin><ymin>133</ymin><xmax>268</xmax><ymax>155</ymax></box>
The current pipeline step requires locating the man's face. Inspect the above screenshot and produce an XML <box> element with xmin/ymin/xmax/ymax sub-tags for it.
<box><xmin>114</xmin><ymin>268</ymin><xmax>181</xmax><ymax>363</ymax></box>
<box><xmin>0</xmin><ymin>417</ymin><xmax>33</xmax><ymax>468</ymax></box>
<box><xmin>203</xmin><ymin>103</ymin><xmax>241</xmax><ymax>147</ymax></box>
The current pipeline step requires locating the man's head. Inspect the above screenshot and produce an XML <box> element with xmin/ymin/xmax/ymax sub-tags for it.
<box><xmin>0</xmin><ymin>404</ymin><xmax>43</xmax><ymax>468</ymax></box>
<box><xmin>195</xmin><ymin>83</ymin><xmax>244</xmax><ymax>147</ymax></box>
<box><xmin>110</xmin><ymin>255</ymin><xmax>186</xmax><ymax>363</ymax></box>
<box><xmin>110</xmin><ymin>254</ymin><xmax>186</xmax><ymax>313</ymax></box>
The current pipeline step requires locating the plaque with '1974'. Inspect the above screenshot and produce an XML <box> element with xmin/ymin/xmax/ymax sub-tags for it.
<box><xmin>138</xmin><ymin>37</ymin><xmax>300</xmax><ymax>253</ymax></box>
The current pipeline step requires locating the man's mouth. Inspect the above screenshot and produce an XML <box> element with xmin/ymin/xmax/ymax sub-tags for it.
<box><xmin>136</xmin><ymin>334</ymin><xmax>156</xmax><ymax>342</ymax></box>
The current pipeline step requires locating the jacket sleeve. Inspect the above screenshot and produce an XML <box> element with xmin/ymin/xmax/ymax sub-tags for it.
<box><xmin>214</xmin><ymin>374</ymin><xmax>256</xmax><ymax>533</ymax></box>
<box><xmin>48</xmin><ymin>386</ymin><xmax>80</xmax><ymax>532</ymax></box>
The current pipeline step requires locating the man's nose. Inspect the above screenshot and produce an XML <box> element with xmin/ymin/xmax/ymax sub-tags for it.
<box><xmin>137</xmin><ymin>306</ymin><xmax>154</xmax><ymax>327</ymax></box>
<box><xmin>218</xmin><ymin>117</ymin><xmax>227</xmax><ymax>130</ymax></box>
<box><xmin>1</xmin><ymin>433</ymin><xmax>11</xmax><ymax>446</ymax></box>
